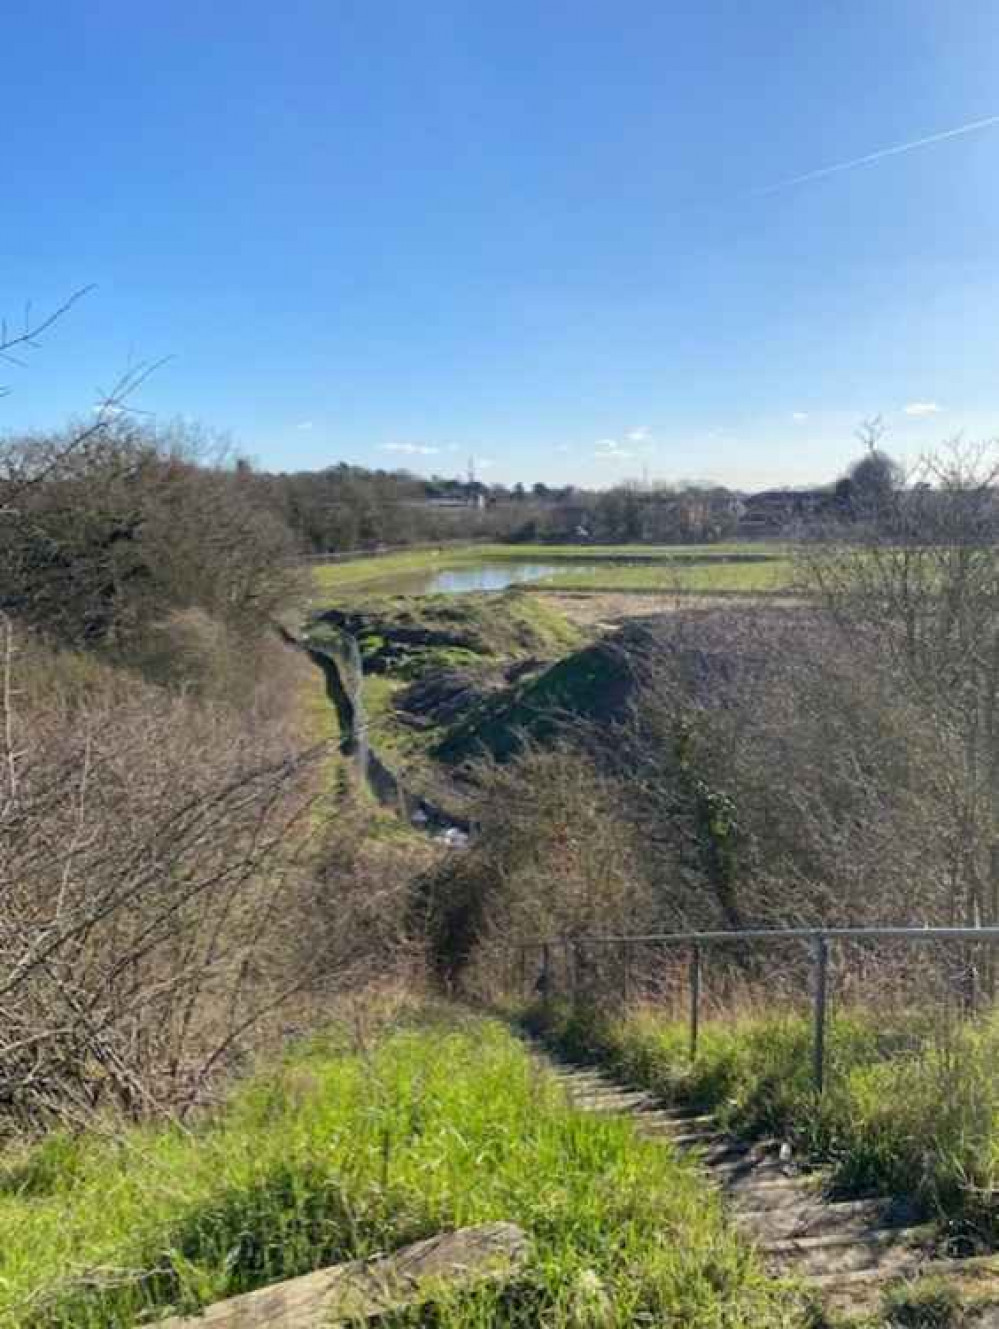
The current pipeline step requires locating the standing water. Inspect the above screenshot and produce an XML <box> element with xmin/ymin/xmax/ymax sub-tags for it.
<box><xmin>370</xmin><ymin>561</ymin><xmax>576</xmax><ymax>595</ymax></box>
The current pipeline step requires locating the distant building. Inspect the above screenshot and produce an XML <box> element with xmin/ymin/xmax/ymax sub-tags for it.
<box><xmin>738</xmin><ymin>488</ymin><xmax>833</xmax><ymax>536</ymax></box>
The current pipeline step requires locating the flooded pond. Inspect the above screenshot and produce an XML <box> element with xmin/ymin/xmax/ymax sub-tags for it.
<box><xmin>335</xmin><ymin>550</ymin><xmax>778</xmax><ymax>596</ymax></box>
<box><xmin>386</xmin><ymin>561</ymin><xmax>571</xmax><ymax>595</ymax></box>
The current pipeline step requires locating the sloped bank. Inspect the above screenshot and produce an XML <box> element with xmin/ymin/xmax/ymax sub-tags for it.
<box><xmin>279</xmin><ymin>624</ymin><xmax>470</xmax><ymax>838</ymax></box>
<box><xmin>294</xmin><ymin>591</ymin><xmax>583</xmax><ymax>836</ymax></box>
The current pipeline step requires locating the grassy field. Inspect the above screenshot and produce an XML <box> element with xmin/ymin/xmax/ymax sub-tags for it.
<box><xmin>531</xmin><ymin>558</ymin><xmax>795</xmax><ymax>594</ymax></box>
<box><xmin>311</xmin><ymin>542</ymin><xmax>793</xmax><ymax>598</ymax></box>
<box><xmin>0</xmin><ymin>1009</ymin><xmax>806</xmax><ymax>1328</ymax></box>
<box><xmin>527</xmin><ymin>1000</ymin><xmax>999</xmax><ymax>1239</ymax></box>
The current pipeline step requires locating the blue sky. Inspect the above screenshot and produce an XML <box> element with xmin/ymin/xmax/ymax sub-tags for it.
<box><xmin>3</xmin><ymin>1</ymin><xmax>999</xmax><ymax>489</ymax></box>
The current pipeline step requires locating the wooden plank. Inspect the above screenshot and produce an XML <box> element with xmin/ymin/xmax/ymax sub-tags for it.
<box><xmin>156</xmin><ymin>1221</ymin><xmax>528</xmax><ymax>1327</ymax></box>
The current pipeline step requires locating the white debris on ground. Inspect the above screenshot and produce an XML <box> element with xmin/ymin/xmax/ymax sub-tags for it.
<box><xmin>436</xmin><ymin>827</ymin><xmax>469</xmax><ymax>848</ymax></box>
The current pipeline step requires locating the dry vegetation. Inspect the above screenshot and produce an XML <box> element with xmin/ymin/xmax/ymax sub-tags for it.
<box><xmin>0</xmin><ymin>418</ymin><xmax>431</xmax><ymax>1130</ymax></box>
<box><xmin>432</xmin><ymin>445</ymin><xmax>999</xmax><ymax>1012</ymax></box>
<box><xmin>9</xmin><ymin>369</ymin><xmax>999</xmax><ymax>1323</ymax></box>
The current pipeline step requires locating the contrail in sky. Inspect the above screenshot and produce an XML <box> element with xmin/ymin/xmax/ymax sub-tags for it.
<box><xmin>755</xmin><ymin>111</ymin><xmax>999</xmax><ymax>195</ymax></box>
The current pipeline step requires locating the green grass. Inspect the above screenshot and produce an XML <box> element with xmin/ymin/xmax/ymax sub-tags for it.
<box><xmin>307</xmin><ymin>591</ymin><xmax>581</xmax><ymax>665</ymax></box>
<box><xmin>311</xmin><ymin>543</ymin><xmax>792</xmax><ymax>597</ymax></box>
<box><xmin>531</xmin><ymin>558</ymin><xmax>795</xmax><ymax>594</ymax></box>
<box><xmin>526</xmin><ymin>1001</ymin><xmax>999</xmax><ymax>1238</ymax></box>
<box><xmin>881</xmin><ymin>1277</ymin><xmax>966</xmax><ymax>1327</ymax></box>
<box><xmin>311</xmin><ymin>548</ymin><xmax>484</xmax><ymax>594</ymax></box>
<box><xmin>0</xmin><ymin>1010</ymin><xmax>808</xmax><ymax>1328</ymax></box>
<box><xmin>361</xmin><ymin>671</ymin><xmax>426</xmax><ymax>765</ymax></box>
<box><xmin>305</xmin><ymin>592</ymin><xmax>583</xmax><ymax>784</ymax></box>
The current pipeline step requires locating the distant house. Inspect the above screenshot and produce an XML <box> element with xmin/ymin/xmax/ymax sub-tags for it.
<box><xmin>739</xmin><ymin>488</ymin><xmax>833</xmax><ymax>536</ymax></box>
<box><xmin>420</xmin><ymin>492</ymin><xmax>486</xmax><ymax>511</ymax></box>
<box><xmin>423</xmin><ymin>495</ymin><xmax>471</xmax><ymax>509</ymax></box>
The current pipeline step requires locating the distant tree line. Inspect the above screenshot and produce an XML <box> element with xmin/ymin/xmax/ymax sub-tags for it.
<box><xmin>248</xmin><ymin>464</ymin><xmax>745</xmax><ymax>552</ymax></box>
<box><xmin>245</xmin><ymin>428</ymin><xmax>929</xmax><ymax>554</ymax></box>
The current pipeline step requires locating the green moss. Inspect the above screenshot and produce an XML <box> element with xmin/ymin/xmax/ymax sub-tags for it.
<box><xmin>304</xmin><ymin>593</ymin><xmax>584</xmax><ymax>790</ymax></box>
<box><xmin>308</xmin><ymin>591</ymin><xmax>580</xmax><ymax>669</ymax></box>
<box><xmin>435</xmin><ymin>627</ymin><xmax>644</xmax><ymax>764</ymax></box>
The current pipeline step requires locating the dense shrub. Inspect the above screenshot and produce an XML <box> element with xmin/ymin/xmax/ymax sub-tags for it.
<box><xmin>0</xmin><ymin>421</ymin><xmax>302</xmax><ymax>655</ymax></box>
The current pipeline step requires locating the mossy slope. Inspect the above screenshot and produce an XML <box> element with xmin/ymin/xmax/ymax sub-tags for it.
<box><xmin>435</xmin><ymin>623</ymin><xmax>654</xmax><ymax>764</ymax></box>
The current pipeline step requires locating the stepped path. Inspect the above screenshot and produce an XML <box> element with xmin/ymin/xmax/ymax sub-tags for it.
<box><xmin>539</xmin><ymin>1051</ymin><xmax>999</xmax><ymax>1322</ymax></box>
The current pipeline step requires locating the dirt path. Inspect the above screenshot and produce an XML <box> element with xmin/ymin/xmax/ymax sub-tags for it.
<box><xmin>536</xmin><ymin>1049</ymin><xmax>999</xmax><ymax>1323</ymax></box>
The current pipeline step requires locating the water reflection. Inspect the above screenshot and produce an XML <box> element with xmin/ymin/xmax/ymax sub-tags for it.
<box><xmin>391</xmin><ymin>561</ymin><xmax>572</xmax><ymax>594</ymax></box>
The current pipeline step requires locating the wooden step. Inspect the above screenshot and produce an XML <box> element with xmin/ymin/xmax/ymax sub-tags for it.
<box><xmin>530</xmin><ymin>1043</ymin><xmax>999</xmax><ymax>1318</ymax></box>
<box><xmin>814</xmin><ymin>1251</ymin><xmax>999</xmax><ymax>1317</ymax></box>
<box><xmin>733</xmin><ymin>1194</ymin><xmax>922</xmax><ymax>1242</ymax></box>
<box><xmin>666</xmin><ymin>1129</ymin><xmax>727</xmax><ymax>1150</ymax></box>
<box><xmin>761</xmin><ymin>1224</ymin><xmax>935</xmax><ymax>1277</ymax></box>
<box><xmin>631</xmin><ymin>1113</ymin><xmax>715</xmax><ymax>1136</ymax></box>
<box><xmin>566</xmin><ymin>1092</ymin><xmax>658</xmax><ymax>1114</ymax></box>
<box><xmin>730</xmin><ymin>1178</ymin><xmax>823</xmax><ymax>1212</ymax></box>
<box><xmin>157</xmin><ymin>1221</ymin><xmax>529</xmax><ymax>1328</ymax></box>
<box><xmin>713</xmin><ymin>1157</ymin><xmax>793</xmax><ymax>1185</ymax></box>
<box><xmin>814</xmin><ymin>1250</ymin><xmax>999</xmax><ymax>1291</ymax></box>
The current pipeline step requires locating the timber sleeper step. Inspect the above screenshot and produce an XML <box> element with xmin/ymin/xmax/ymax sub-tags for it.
<box><xmin>157</xmin><ymin>1221</ymin><xmax>529</xmax><ymax>1328</ymax></box>
<box><xmin>732</xmin><ymin>1195</ymin><xmax>923</xmax><ymax>1242</ymax></box>
<box><xmin>535</xmin><ymin>1044</ymin><xmax>999</xmax><ymax>1318</ymax></box>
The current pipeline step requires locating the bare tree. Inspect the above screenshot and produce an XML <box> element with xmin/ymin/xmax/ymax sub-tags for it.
<box><xmin>0</xmin><ymin>419</ymin><xmax>302</xmax><ymax>654</ymax></box>
<box><xmin>801</xmin><ymin>441</ymin><xmax>999</xmax><ymax>935</ymax></box>
<box><xmin>0</xmin><ymin>620</ymin><xmax>329</xmax><ymax>1124</ymax></box>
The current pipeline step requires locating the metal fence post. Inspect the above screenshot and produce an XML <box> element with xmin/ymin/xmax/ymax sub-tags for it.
<box><xmin>563</xmin><ymin>937</ymin><xmax>575</xmax><ymax>1004</ymax></box>
<box><xmin>623</xmin><ymin>939</ymin><xmax>632</xmax><ymax>1005</ymax></box>
<box><xmin>541</xmin><ymin>942</ymin><xmax>552</xmax><ymax>1001</ymax></box>
<box><xmin>689</xmin><ymin>943</ymin><xmax>702</xmax><ymax>1061</ymax></box>
<box><xmin>518</xmin><ymin>945</ymin><xmax>527</xmax><ymax>999</ymax></box>
<box><xmin>813</xmin><ymin>934</ymin><xmax>829</xmax><ymax>1095</ymax></box>
<box><xmin>991</xmin><ymin>846</ymin><xmax>999</xmax><ymax>1003</ymax></box>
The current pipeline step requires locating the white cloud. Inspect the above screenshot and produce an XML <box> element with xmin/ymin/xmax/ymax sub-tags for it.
<box><xmin>296</xmin><ymin>420</ymin><xmax>314</xmax><ymax>431</ymax></box>
<box><xmin>381</xmin><ymin>442</ymin><xmax>439</xmax><ymax>456</ymax></box>
<box><xmin>477</xmin><ymin>458</ymin><xmax>496</xmax><ymax>469</ymax></box>
<box><xmin>555</xmin><ymin>444</ymin><xmax>571</xmax><ymax>454</ymax></box>
<box><xmin>903</xmin><ymin>401</ymin><xmax>942</xmax><ymax>417</ymax></box>
<box><xmin>595</xmin><ymin>438</ymin><xmax>636</xmax><ymax>461</ymax></box>
<box><xmin>627</xmin><ymin>425</ymin><xmax>651</xmax><ymax>443</ymax></box>
<box><xmin>791</xmin><ymin>412</ymin><xmax>808</xmax><ymax>422</ymax></box>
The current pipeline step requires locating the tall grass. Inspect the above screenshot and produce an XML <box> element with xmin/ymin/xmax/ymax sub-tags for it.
<box><xmin>0</xmin><ymin>1010</ymin><xmax>806</xmax><ymax>1327</ymax></box>
<box><xmin>526</xmin><ymin>1001</ymin><xmax>999</xmax><ymax>1240</ymax></box>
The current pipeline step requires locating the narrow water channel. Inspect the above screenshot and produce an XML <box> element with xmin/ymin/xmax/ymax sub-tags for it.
<box><xmin>283</xmin><ymin>626</ymin><xmax>470</xmax><ymax>842</ymax></box>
